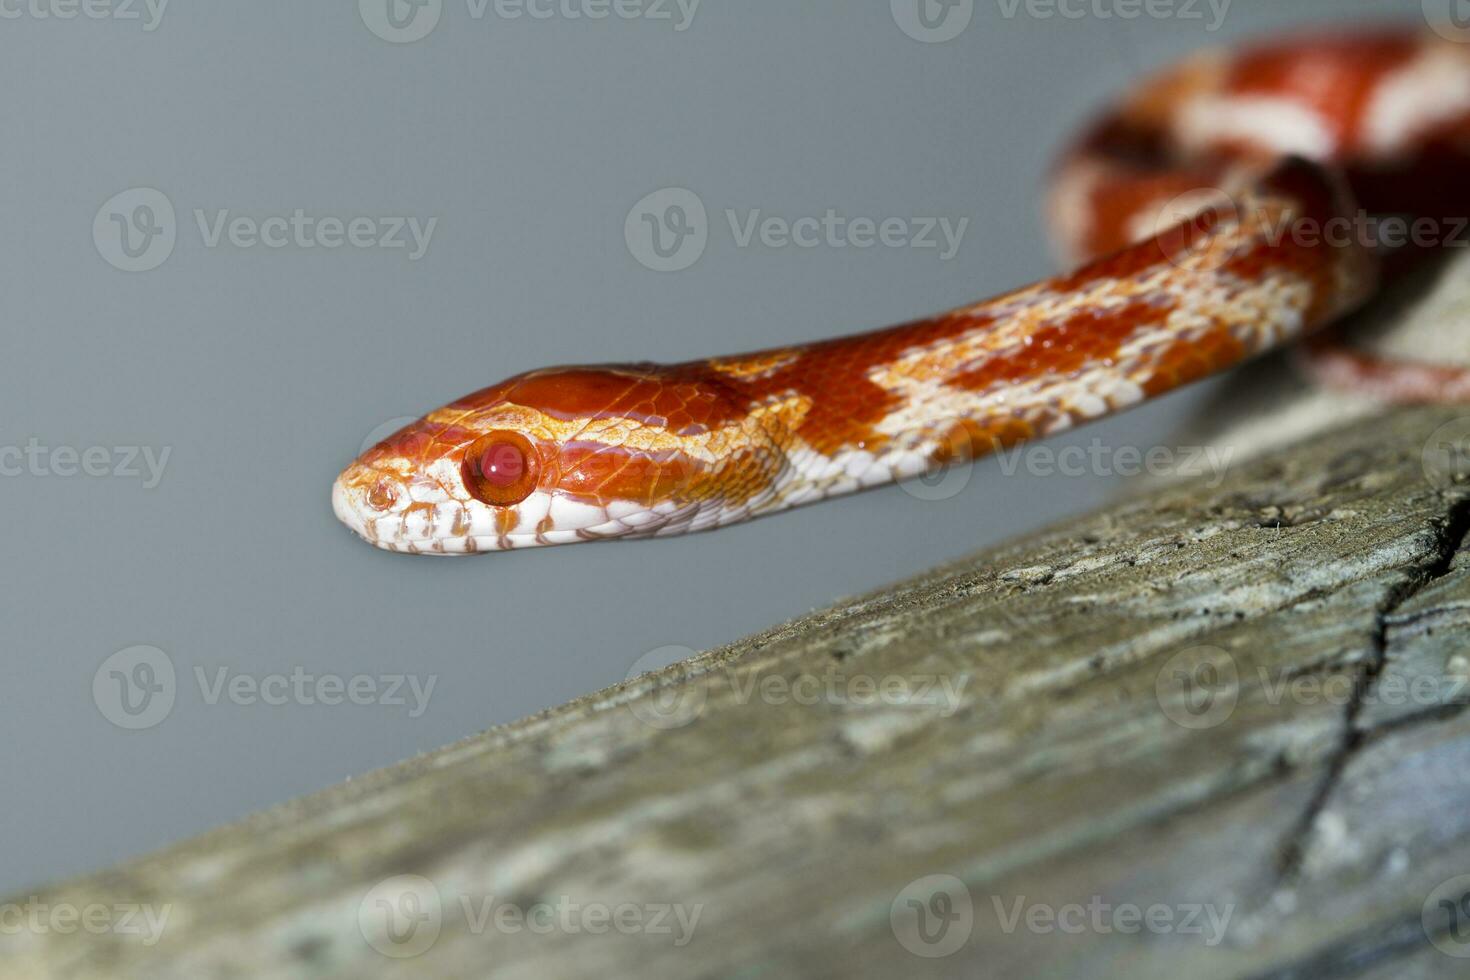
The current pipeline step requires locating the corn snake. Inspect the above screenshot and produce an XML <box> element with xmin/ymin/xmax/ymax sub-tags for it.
<box><xmin>333</xmin><ymin>29</ymin><xmax>1470</xmax><ymax>555</ymax></box>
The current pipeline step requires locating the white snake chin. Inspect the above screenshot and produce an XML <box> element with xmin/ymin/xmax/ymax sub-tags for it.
<box><xmin>331</xmin><ymin>464</ymin><xmax>698</xmax><ymax>555</ymax></box>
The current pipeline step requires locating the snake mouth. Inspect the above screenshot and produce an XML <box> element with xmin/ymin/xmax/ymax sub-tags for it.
<box><xmin>332</xmin><ymin>465</ymin><xmax>702</xmax><ymax>553</ymax></box>
<box><xmin>330</xmin><ymin>473</ymin><xmax>386</xmax><ymax>547</ymax></box>
<box><xmin>330</xmin><ymin>478</ymin><xmax>475</xmax><ymax>555</ymax></box>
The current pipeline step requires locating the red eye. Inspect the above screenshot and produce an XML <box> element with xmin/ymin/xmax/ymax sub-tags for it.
<box><xmin>479</xmin><ymin>443</ymin><xmax>525</xmax><ymax>487</ymax></box>
<box><xmin>462</xmin><ymin>432</ymin><xmax>539</xmax><ymax>507</ymax></box>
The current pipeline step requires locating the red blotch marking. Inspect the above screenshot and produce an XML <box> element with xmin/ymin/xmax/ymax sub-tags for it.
<box><xmin>556</xmin><ymin>441</ymin><xmax>705</xmax><ymax>507</ymax></box>
<box><xmin>685</xmin><ymin>313</ymin><xmax>982</xmax><ymax>456</ymax></box>
<box><xmin>1140</xmin><ymin>325</ymin><xmax>1248</xmax><ymax>399</ymax></box>
<box><xmin>951</xmin><ymin>298</ymin><xmax>1172</xmax><ymax>392</ymax></box>
<box><xmin>495</xmin><ymin>368</ymin><xmax>745</xmax><ymax>435</ymax></box>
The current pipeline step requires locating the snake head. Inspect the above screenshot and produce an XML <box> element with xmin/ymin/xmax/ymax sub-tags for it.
<box><xmin>332</xmin><ymin>364</ymin><xmax>781</xmax><ymax>554</ymax></box>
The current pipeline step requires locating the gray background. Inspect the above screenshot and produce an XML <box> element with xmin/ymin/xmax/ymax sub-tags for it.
<box><xmin>0</xmin><ymin>0</ymin><xmax>1426</xmax><ymax>892</ymax></box>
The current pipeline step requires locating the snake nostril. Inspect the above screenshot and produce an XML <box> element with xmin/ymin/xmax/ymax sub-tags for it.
<box><xmin>366</xmin><ymin>480</ymin><xmax>399</xmax><ymax>512</ymax></box>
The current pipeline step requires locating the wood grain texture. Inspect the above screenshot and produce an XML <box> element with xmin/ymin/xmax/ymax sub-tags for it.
<box><xmin>9</xmin><ymin>404</ymin><xmax>1470</xmax><ymax>979</ymax></box>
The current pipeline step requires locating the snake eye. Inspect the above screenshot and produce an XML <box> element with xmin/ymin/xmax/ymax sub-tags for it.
<box><xmin>462</xmin><ymin>431</ymin><xmax>539</xmax><ymax>507</ymax></box>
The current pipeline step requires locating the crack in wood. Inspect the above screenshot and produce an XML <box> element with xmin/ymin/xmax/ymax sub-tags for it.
<box><xmin>1275</xmin><ymin>501</ymin><xmax>1470</xmax><ymax>887</ymax></box>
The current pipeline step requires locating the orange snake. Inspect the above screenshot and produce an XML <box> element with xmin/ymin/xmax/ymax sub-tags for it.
<box><xmin>333</xmin><ymin>29</ymin><xmax>1470</xmax><ymax>555</ymax></box>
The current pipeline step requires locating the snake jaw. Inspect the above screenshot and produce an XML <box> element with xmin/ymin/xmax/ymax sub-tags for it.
<box><xmin>331</xmin><ymin>468</ymin><xmax>672</xmax><ymax>553</ymax></box>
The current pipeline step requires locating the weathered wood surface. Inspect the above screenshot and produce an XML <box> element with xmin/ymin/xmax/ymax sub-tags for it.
<box><xmin>7</xmin><ymin>402</ymin><xmax>1470</xmax><ymax>979</ymax></box>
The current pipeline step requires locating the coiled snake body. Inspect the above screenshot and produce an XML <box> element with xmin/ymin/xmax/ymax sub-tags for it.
<box><xmin>333</xmin><ymin>30</ymin><xmax>1470</xmax><ymax>555</ymax></box>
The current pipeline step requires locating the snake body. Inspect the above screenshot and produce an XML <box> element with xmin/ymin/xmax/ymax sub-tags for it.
<box><xmin>333</xmin><ymin>30</ymin><xmax>1470</xmax><ymax>555</ymax></box>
